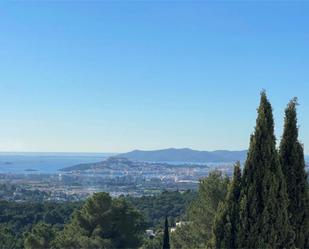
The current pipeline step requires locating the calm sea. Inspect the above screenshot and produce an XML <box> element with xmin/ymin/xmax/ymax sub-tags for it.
<box><xmin>0</xmin><ymin>152</ymin><xmax>115</xmax><ymax>174</ymax></box>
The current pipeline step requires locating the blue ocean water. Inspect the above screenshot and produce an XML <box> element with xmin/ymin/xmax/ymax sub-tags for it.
<box><xmin>0</xmin><ymin>152</ymin><xmax>115</xmax><ymax>174</ymax></box>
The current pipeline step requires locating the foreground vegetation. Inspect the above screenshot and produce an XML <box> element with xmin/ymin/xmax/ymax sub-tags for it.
<box><xmin>0</xmin><ymin>92</ymin><xmax>308</xmax><ymax>249</ymax></box>
<box><xmin>0</xmin><ymin>190</ymin><xmax>195</xmax><ymax>249</ymax></box>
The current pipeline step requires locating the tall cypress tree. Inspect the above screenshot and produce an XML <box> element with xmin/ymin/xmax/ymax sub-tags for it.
<box><xmin>163</xmin><ymin>216</ymin><xmax>170</xmax><ymax>249</ymax></box>
<box><xmin>279</xmin><ymin>98</ymin><xmax>309</xmax><ymax>248</ymax></box>
<box><xmin>212</xmin><ymin>162</ymin><xmax>241</xmax><ymax>249</ymax></box>
<box><xmin>239</xmin><ymin>91</ymin><xmax>294</xmax><ymax>248</ymax></box>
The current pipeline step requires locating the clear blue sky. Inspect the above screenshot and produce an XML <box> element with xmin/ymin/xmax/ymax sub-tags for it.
<box><xmin>0</xmin><ymin>1</ymin><xmax>308</xmax><ymax>153</ymax></box>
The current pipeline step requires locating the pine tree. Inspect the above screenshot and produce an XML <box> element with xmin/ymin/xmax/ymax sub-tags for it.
<box><xmin>212</xmin><ymin>162</ymin><xmax>241</xmax><ymax>249</ymax></box>
<box><xmin>53</xmin><ymin>192</ymin><xmax>145</xmax><ymax>249</ymax></box>
<box><xmin>239</xmin><ymin>91</ymin><xmax>294</xmax><ymax>249</ymax></box>
<box><xmin>163</xmin><ymin>216</ymin><xmax>170</xmax><ymax>249</ymax></box>
<box><xmin>279</xmin><ymin>98</ymin><xmax>309</xmax><ymax>248</ymax></box>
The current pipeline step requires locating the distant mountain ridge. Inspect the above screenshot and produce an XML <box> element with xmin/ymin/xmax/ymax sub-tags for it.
<box><xmin>116</xmin><ymin>148</ymin><xmax>248</xmax><ymax>163</ymax></box>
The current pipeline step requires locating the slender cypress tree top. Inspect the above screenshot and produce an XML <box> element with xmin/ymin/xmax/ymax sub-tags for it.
<box><xmin>281</xmin><ymin>98</ymin><xmax>299</xmax><ymax>145</ymax></box>
<box><xmin>280</xmin><ymin>98</ymin><xmax>309</xmax><ymax>248</ymax></box>
<box><xmin>239</xmin><ymin>91</ymin><xmax>293</xmax><ymax>248</ymax></box>
<box><xmin>163</xmin><ymin>216</ymin><xmax>170</xmax><ymax>249</ymax></box>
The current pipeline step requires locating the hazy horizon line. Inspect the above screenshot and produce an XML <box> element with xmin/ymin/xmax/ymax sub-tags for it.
<box><xmin>0</xmin><ymin>147</ymin><xmax>248</xmax><ymax>155</ymax></box>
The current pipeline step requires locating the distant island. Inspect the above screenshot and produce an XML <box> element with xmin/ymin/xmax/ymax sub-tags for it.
<box><xmin>116</xmin><ymin>148</ymin><xmax>248</xmax><ymax>163</ymax></box>
<box><xmin>24</xmin><ymin>169</ymin><xmax>38</xmax><ymax>172</ymax></box>
<box><xmin>0</xmin><ymin>162</ymin><xmax>13</xmax><ymax>165</ymax></box>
